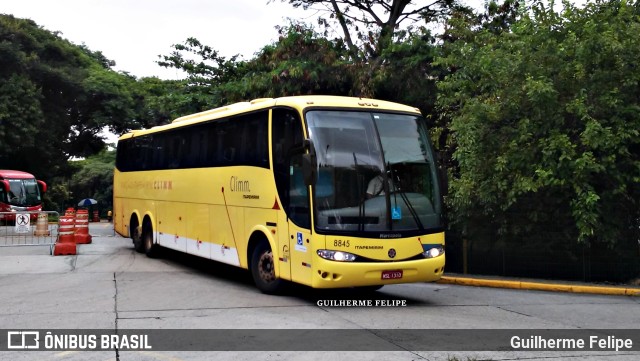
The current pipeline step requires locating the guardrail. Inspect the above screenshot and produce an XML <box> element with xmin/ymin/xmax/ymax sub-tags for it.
<box><xmin>0</xmin><ymin>211</ymin><xmax>60</xmax><ymax>255</ymax></box>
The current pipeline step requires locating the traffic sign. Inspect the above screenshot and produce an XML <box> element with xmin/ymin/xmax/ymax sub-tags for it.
<box><xmin>15</xmin><ymin>213</ymin><xmax>30</xmax><ymax>233</ymax></box>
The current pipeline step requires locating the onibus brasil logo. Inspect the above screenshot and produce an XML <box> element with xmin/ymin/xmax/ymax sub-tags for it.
<box><xmin>6</xmin><ymin>331</ymin><xmax>152</xmax><ymax>350</ymax></box>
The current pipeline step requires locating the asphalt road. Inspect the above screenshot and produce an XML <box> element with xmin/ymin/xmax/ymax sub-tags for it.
<box><xmin>0</xmin><ymin>222</ymin><xmax>638</xmax><ymax>361</ymax></box>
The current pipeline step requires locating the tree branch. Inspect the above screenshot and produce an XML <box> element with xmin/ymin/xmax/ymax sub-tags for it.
<box><xmin>329</xmin><ymin>0</ymin><xmax>360</xmax><ymax>59</ymax></box>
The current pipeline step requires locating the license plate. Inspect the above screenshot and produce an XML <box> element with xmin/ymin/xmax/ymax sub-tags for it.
<box><xmin>381</xmin><ymin>270</ymin><xmax>403</xmax><ymax>280</ymax></box>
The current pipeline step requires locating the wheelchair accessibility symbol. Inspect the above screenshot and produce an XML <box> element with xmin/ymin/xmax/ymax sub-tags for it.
<box><xmin>294</xmin><ymin>231</ymin><xmax>307</xmax><ymax>252</ymax></box>
<box><xmin>391</xmin><ymin>206</ymin><xmax>402</xmax><ymax>220</ymax></box>
<box><xmin>15</xmin><ymin>213</ymin><xmax>30</xmax><ymax>233</ymax></box>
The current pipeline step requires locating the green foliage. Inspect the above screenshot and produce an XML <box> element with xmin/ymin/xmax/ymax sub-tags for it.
<box><xmin>156</xmin><ymin>23</ymin><xmax>353</xmax><ymax>111</ymax></box>
<box><xmin>0</xmin><ymin>74</ymin><xmax>44</xmax><ymax>152</ymax></box>
<box><xmin>373</xmin><ymin>29</ymin><xmax>441</xmax><ymax>126</ymax></box>
<box><xmin>0</xmin><ymin>14</ymin><xmax>140</xmax><ymax>180</ymax></box>
<box><xmin>437</xmin><ymin>0</ymin><xmax>640</xmax><ymax>247</ymax></box>
<box><xmin>233</xmin><ymin>23</ymin><xmax>353</xmax><ymax>98</ymax></box>
<box><xmin>270</xmin><ymin>0</ymin><xmax>467</xmax><ymax>96</ymax></box>
<box><xmin>157</xmin><ymin>37</ymin><xmax>248</xmax><ymax>110</ymax></box>
<box><xmin>158</xmin><ymin>37</ymin><xmax>245</xmax><ymax>86</ymax></box>
<box><xmin>133</xmin><ymin>77</ymin><xmax>192</xmax><ymax>128</ymax></box>
<box><xmin>272</xmin><ymin>0</ymin><xmax>461</xmax><ymax>60</ymax></box>
<box><xmin>69</xmin><ymin>149</ymin><xmax>115</xmax><ymax>211</ymax></box>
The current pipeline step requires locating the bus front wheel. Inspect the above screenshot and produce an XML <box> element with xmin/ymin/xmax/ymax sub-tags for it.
<box><xmin>131</xmin><ymin>220</ymin><xmax>144</xmax><ymax>253</ymax></box>
<box><xmin>251</xmin><ymin>241</ymin><xmax>284</xmax><ymax>294</ymax></box>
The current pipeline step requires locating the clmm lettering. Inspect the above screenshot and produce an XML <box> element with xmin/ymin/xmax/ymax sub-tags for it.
<box><xmin>230</xmin><ymin>176</ymin><xmax>250</xmax><ymax>192</ymax></box>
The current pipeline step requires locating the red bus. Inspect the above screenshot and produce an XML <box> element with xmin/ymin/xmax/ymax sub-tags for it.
<box><xmin>0</xmin><ymin>170</ymin><xmax>47</xmax><ymax>221</ymax></box>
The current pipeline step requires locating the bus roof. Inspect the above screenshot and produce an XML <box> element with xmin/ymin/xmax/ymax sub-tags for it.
<box><xmin>118</xmin><ymin>95</ymin><xmax>421</xmax><ymax>140</ymax></box>
<box><xmin>0</xmin><ymin>170</ymin><xmax>36</xmax><ymax>179</ymax></box>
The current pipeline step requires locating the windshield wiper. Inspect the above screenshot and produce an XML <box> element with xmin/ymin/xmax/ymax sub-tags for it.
<box><xmin>388</xmin><ymin>164</ymin><xmax>424</xmax><ymax>230</ymax></box>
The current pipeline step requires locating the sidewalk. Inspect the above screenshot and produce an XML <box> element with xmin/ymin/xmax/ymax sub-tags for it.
<box><xmin>438</xmin><ymin>273</ymin><xmax>640</xmax><ymax>296</ymax></box>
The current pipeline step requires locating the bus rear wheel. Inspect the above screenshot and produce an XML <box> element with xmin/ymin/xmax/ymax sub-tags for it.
<box><xmin>251</xmin><ymin>241</ymin><xmax>284</xmax><ymax>294</ymax></box>
<box><xmin>142</xmin><ymin>221</ymin><xmax>159</xmax><ymax>258</ymax></box>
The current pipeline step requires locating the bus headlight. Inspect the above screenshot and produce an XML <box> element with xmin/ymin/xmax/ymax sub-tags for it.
<box><xmin>317</xmin><ymin>250</ymin><xmax>358</xmax><ymax>262</ymax></box>
<box><xmin>423</xmin><ymin>245</ymin><xmax>444</xmax><ymax>259</ymax></box>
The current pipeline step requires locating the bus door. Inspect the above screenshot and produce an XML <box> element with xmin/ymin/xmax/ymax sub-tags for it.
<box><xmin>275</xmin><ymin>206</ymin><xmax>291</xmax><ymax>281</ymax></box>
<box><xmin>287</xmin><ymin>153</ymin><xmax>313</xmax><ymax>286</ymax></box>
<box><xmin>271</xmin><ymin>108</ymin><xmax>312</xmax><ymax>284</ymax></box>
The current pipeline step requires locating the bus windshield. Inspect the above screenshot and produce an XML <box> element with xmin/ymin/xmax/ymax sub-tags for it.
<box><xmin>5</xmin><ymin>178</ymin><xmax>41</xmax><ymax>207</ymax></box>
<box><xmin>306</xmin><ymin>110</ymin><xmax>442</xmax><ymax>236</ymax></box>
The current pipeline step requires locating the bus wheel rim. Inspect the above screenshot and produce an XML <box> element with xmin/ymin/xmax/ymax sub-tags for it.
<box><xmin>258</xmin><ymin>251</ymin><xmax>275</xmax><ymax>283</ymax></box>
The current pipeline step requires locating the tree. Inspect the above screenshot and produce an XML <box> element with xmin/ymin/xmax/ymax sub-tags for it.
<box><xmin>436</xmin><ymin>0</ymin><xmax>640</xmax><ymax>250</ymax></box>
<box><xmin>372</xmin><ymin>28</ymin><xmax>440</xmax><ymax>124</ymax></box>
<box><xmin>0</xmin><ymin>74</ymin><xmax>44</xmax><ymax>156</ymax></box>
<box><xmin>69</xmin><ymin>149</ymin><xmax>115</xmax><ymax>212</ymax></box>
<box><xmin>0</xmin><ymin>15</ymin><xmax>140</xmax><ymax>181</ymax></box>
<box><xmin>132</xmin><ymin>77</ymin><xmax>192</xmax><ymax>128</ymax></box>
<box><xmin>433</xmin><ymin>0</ymin><xmax>522</xmax><ymax>188</ymax></box>
<box><xmin>157</xmin><ymin>24</ymin><xmax>353</xmax><ymax>108</ymax></box>
<box><xmin>272</xmin><ymin>0</ymin><xmax>459</xmax><ymax>60</ymax></box>
<box><xmin>233</xmin><ymin>23</ymin><xmax>353</xmax><ymax>98</ymax></box>
<box><xmin>156</xmin><ymin>37</ymin><xmax>247</xmax><ymax>111</ymax></box>
<box><xmin>272</xmin><ymin>0</ymin><xmax>464</xmax><ymax>95</ymax></box>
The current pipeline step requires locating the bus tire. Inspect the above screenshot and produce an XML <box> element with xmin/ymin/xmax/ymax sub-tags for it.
<box><xmin>250</xmin><ymin>241</ymin><xmax>284</xmax><ymax>294</ymax></box>
<box><xmin>142</xmin><ymin>220</ymin><xmax>159</xmax><ymax>258</ymax></box>
<box><xmin>131</xmin><ymin>220</ymin><xmax>144</xmax><ymax>253</ymax></box>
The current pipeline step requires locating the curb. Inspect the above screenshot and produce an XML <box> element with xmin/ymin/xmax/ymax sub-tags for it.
<box><xmin>437</xmin><ymin>276</ymin><xmax>640</xmax><ymax>296</ymax></box>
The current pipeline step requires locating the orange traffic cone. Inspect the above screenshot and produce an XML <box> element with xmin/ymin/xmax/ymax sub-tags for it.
<box><xmin>53</xmin><ymin>216</ymin><xmax>76</xmax><ymax>255</ymax></box>
<box><xmin>74</xmin><ymin>209</ymin><xmax>92</xmax><ymax>244</ymax></box>
<box><xmin>33</xmin><ymin>212</ymin><xmax>50</xmax><ymax>236</ymax></box>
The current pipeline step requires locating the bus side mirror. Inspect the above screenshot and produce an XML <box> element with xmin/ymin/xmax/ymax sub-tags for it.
<box><xmin>37</xmin><ymin>180</ymin><xmax>47</xmax><ymax>194</ymax></box>
<box><xmin>302</xmin><ymin>153</ymin><xmax>317</xmax><ymax>186</ymax></box>
<box><xmin>302</xmin><ymin>139</ymin><xmax>317</xmax><ymax>186</ymax></box>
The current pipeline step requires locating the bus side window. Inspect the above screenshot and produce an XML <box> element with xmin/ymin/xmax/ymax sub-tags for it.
<box><xmin>167</xmin><ymin>136</ymin><xmax>182</xmax><ymax>169</ymax></box>
<box><xmin>289</xmin><ymin>153</ymin><xmax>310</xmax><ymax>229</ymax></box>
<box><xmin>272</xmin><ymin>108</ymin><xmax>309</xmax><ymax>228</ymax></box>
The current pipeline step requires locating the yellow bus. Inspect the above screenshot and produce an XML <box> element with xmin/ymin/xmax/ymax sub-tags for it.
<box><xmin>114</xmin><ymin>96</ymin><xmax>445</xmax><ymax>293</ymax></box>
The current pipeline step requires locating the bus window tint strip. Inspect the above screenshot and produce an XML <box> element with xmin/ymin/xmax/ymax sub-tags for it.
<box><xmin>116</xmin><ymin>111</ymin><xmax>269</xmax><ymax>171</ymax></box>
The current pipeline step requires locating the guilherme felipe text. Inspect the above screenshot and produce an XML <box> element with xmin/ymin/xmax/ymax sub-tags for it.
<box><xmin>511</xmin><ymin>335</ymin><xmax>633</xmax><ymax>351</ymax></box>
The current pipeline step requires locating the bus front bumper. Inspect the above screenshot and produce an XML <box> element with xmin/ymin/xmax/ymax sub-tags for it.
<box><xmin>311</xmin><ymin>254</ymin><xmax>446</xmax><ymax>289</ymax></box>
